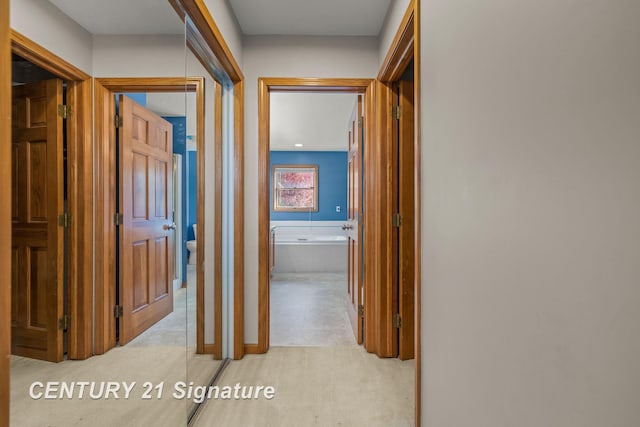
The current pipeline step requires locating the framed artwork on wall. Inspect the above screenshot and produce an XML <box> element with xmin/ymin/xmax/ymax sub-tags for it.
<box><xmin>272</xmin><ymin>164</ymin><xmax>318</xmax><ymax>212</ymax></box>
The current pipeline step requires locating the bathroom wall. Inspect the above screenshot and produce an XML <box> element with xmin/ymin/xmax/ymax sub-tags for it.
<box><xmin>270</xmin><ymin>151</ymin><xmax>348</xmax><ymax>221</ymax></box>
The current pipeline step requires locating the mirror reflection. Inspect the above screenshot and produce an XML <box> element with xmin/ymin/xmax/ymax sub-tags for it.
<box><xmin>9</xmin><ymin>1</ymin><xmax>226</xmax><ymax>425</ymax></box>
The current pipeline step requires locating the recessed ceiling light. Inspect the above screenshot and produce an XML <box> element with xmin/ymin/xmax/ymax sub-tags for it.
<box><xmin>294</xmin><ymin>143</ymin><xmax>303</xmax><ymax>147</ymax></box>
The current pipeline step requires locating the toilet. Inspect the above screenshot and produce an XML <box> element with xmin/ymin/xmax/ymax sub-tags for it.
<box><xmin>186</xmin><ymin>224</ymin><xmax>197</xmax><ymax>265</ymax></box>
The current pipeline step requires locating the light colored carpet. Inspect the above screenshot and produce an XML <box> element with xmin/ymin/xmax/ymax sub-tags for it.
<box><xmin>192</xmin><ymin>346</ymin><xmax>415</xmax><ymax>427</ymax></box>
<box><xmin>10</xmin><ymin>266</ymin><xmax>221</xmax><ymax>426</ymax></box>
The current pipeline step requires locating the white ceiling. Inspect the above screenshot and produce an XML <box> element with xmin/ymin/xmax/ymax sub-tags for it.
<box><xmin>48</xmin><ymin>0</ymin><xmax>185</xmax><ymax>35</ymax></box>
<box><xmin>270</xmin><ymin>93</ymin><xmax>357</xmax><ymax>152</ymax></box>
<box><xmin>229</xmin><ymin>0</ymin><xmax>392</xmax><ymax>36</ymax></box>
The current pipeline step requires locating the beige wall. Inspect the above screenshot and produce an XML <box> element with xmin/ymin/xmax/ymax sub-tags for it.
<box><xmin>10</xmin><ymin>0</ymin><xmax>93</xmax><ymax>74</ymax></box>
<box><xmin>241</xmin><ymin>35</ymin><xmax>379</xmax><ymax>342</ymax></box>
<box><xmin>420</xmin><ymin>0</ymin><xmax>640</xmax><ymax>425</ymax></box>
<box><xmin>378</xmin><ymin>0</ymin><xmax>410</xmax><ymax>67</ymax></box>
<box><xmin>203</xmin><ymin>0</ymin><xmax>244</xmax><ymax>68</ymax></box>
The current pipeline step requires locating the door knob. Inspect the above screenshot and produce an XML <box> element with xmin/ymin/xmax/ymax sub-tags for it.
<box><xmin>163</xmin><ymin>223</ymin><xmax>177</xmax><ymax>230</ymax></box>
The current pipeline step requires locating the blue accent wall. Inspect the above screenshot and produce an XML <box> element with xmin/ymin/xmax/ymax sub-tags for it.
<box><xmin>270</xmin><ymin>151</ymin><xmax>348</xmax><ymax>221</ymax></box>
<box><xmin>186</xmin><ymin>151</ymin><xmax>197</xmax><ymax>240</ymax></box>
<box><xmin>164</xmin><ymin>116</ymin><xmax>187</xmax><ymax>283</ymax></box>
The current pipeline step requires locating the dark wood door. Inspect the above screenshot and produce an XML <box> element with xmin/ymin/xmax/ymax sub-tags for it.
<box><xmin>11</xmin><ymin>79</ymin><xmax>65</xmax><ymax>362</ymax></box>
<box><xmin>397</xmin><ymin>80</ymin><xmax>415</xmax><ymax>360</ymax></box>
<box><xmin>347</xmin><ymin>95</ymin><xmax>364</xmax><ymax>344</ymax></box>
<box><xmin>118</xmin><ymin>95</ymin><xmax>174</xmax><ymax>345</ymax></box>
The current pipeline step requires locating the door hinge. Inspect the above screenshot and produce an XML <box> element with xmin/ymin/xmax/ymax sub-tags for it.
<box><xmin>392</xmin><ymin>213</ymin><xmax>403</xmax><ymax>227</ymax></box>
<box><xmin>393</xmin><ymin>313</ymin><xmax>402</xmax><ymax>328</ymax></box>
<box><xmin>58</xmin><ymin>104</ymin><xmax>71</xmax><ymax>119</ymax></box>
<box><xmin>358</xmin><ymin>305</ymin><xmax>364</xmax><ymax>317</ymax></box>
<box><xmin>392</xmin><ymin>106</ymin><xmax>402</xmax><ymax>120</ymax></box>
<box><xmin>358</xmin><ymin>117</ymin><xmax>363</xmax><ymax>127</ymax></box>
<box><xmin>58</xmin><ymin>315</ymin><xmax>71</xmax><ymax>331</ymax></box>
<box><xmin>58</xmin><ymin>212</ymin><xmax>72</xmax><ymax>228</ymax></box>
<box><xmin>358</xmin><ymin>211</ymin><xmax>364</xmax><ymax>225</ymax></box>
<box><xmin>114</xmin><ymin>114</ymin><xmax>123</xmax><ymax>128</ymax></box>
<box><xmin>114</xmin><ymin>305</ymin><xmax>124</xmax><ymax>318</ymax></box>
<box><xmin>113</xmin><ymin>213</ymin><xmax>123</xmax><ymax>226</ymax></box>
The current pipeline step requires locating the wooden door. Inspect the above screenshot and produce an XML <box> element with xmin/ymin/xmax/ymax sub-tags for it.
<box><xmin>397</xmin><ymin>81</ymin><xmax>415</xmax><ymax>360</ymax></box>
<box><xmin>118</xmin><ymin>95</ymin><xmax>174</xmax><ymax>345</ymax></box>
<box><xmin>346</xmin><ymin>95</ymin><xmax>364</xmax><ymax>344</ymax></box>
<box><xmin>11</xmin><ymin>79</ymin><xmax>65</xmax><ymax>362</ymax></box>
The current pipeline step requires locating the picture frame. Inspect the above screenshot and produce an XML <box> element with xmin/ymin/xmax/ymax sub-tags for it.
<box><xmin>272</xmin><ymin>164</ymin><xmax>318</xmax><ymax>212</ymax></box>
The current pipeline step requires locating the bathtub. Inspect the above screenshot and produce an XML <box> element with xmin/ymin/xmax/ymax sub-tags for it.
<box><xmin>276</xmin><ymin>235</ymin><xmax>347</xmax><ymax>244</ymax></box>
<box><xmin>270</xmin><ymin>224</ymin><xmax>348</xmax><ymax>274</ymax></box>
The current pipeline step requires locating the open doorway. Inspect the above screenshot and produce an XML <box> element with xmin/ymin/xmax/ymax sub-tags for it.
<box><xmin>257</xmin><ymin>78</ymin><xmax>375</xmax><ymax>354</ymax></box>
<box><xmin>268</xmin><ymin>91</ymin><xmax>358</xmax><ymax>347</ymax></box>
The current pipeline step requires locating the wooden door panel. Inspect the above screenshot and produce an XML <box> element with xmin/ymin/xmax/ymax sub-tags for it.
<box><xmin>154</xmin><ymin>236</ymin><xmax>170</xmax><ymax>298</ymax></box>
<box><xmin>11</xmin><ymin>249</ymin><xmax>19</xmax><ymax>326</ymax></box>
<box><xmin>119</xmin><ymin>95</ymin><xmax>173</xmax><ymax>345</ymax></box>
<box><xmin>397</xmin><ymin>80</ymin><xmax>415</xmax><ymax>360</ymax></box>
<box><xmin>154</xmin><ymin>159</ymin><xmax>168</xmax><ymax>219</ymax></box>
<box><xmin>11</xmin><ymin>79</ymin><xmax>64</xmax><ymax>362</ymax></box>
<box><xmin>11</xmin><ymin>145</ymin><xmax>19</xmax><ymax>220</ymax></box>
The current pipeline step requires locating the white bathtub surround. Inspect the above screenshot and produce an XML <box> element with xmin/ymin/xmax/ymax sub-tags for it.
<box><xmin>270</xmin><ymin>221</ymin><xmax>348</xmax><ymax>273</ymax></box>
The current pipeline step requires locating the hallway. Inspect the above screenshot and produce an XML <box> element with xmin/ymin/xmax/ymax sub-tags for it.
<box><xmin>192</xmin><ymin>346</ymin><xmax>415</xmax><ymax>427</ymax></box>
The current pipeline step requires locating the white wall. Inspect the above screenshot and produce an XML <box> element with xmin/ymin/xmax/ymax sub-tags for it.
<box><xmin>10</xmin><ymin>0</ymin><xmax>93</xmax><ymax>74</ymax></box>
<box><xmin>420</xmin><ymin>1</ymin><xmax>640</xmax><ymax>426</ymax></box>
<box><xmin>378</xmin><ymin>0</ymin><xmax>410</xmax><ymax>68</ymax></box>
<box><xmin>242</xmin><ymin>35</ymin><xmax>379</xmax><ymax>343</ymax></box>
<box><xmin>202</xmin><ymin>0</ymin><xmax>243</xmax><ymax>69</ymax></box>
<box><xmin>93</xmin><ymin>35</ymin><xmax>218</xmax><ymax>344</ymax></box>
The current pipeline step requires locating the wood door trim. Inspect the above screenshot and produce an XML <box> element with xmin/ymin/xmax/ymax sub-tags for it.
<box><xmin>195</xmin><ymin>79</ymin><xmax>206</xmax><ymax>355</ymax></box>
<box><xmin>1</xmin><ymin>0</ymin><xmax>11</xmax><ymax>423</ymax></box>
<box><xmin>257</xmin><ymin>77</ymin><xmax>375</xmax><ymax>354</ymax></box>
<box><xmin>377</xmin><ymin>0</ymin><xmax>421</xmax><ymax>424</ymax></box>
<box><xmin>10</xmin><ymin>30</ymin><xmax>90</xmax><ymax>81</ymax></box>
<box><xmin>93</xmin><ymin>77</ymin><xmax>208</xmax><ymax>355</ymax></box>
<box><xmin>378</xmin><ymin>0</ymin><xmax>415</xmax><ymax>82</ymax></box>
<box><xmin>10</xmin><ymin>31</ymin><xmax>93</xmax><ymax>360</ymax></box>
<box><xmin>169</xmin><ymin>0</ymin><xmax>243</xmax><ymax>82</ymax></box>
<box><xmin>65</xmin><ymin>79</ymin><xmax>93</xmax><ymax>359</ymax></box>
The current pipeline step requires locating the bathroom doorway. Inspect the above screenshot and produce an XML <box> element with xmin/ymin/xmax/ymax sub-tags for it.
<box><xmin>259</xmin><ymin>80</ymin><xmax>375</xmax><ymax>351</ymax></box>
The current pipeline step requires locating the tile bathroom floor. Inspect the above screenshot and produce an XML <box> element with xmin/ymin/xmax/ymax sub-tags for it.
<box><xmin>270</xmin><ymin>273</ymin><xmax>356</xmax><ymax>347</ymax></box>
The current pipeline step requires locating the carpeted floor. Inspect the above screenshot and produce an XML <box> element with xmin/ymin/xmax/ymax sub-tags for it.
<box><xmin>192</xmin><ymin>346</ymin><xmax>415</xmax><ymax>427</ymax></box>
<box><xmin>10</xmin><ymin>266</ymin><xmax>221</xmax><ymax>426</ymax></box>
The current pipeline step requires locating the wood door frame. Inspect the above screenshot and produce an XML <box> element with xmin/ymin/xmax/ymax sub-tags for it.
<box><xmin>1</xmin><ymin>0</ymin><xmax>10</xmax><ymax>424</ymax></box>
<box><xmin>257</xmin><ymin>78</ymin><xmax>376</xmax><ymax>354</ymax></box>
<box><xmin>377</xmin><ymin>0</ymin><xmax>421</xmax><ymax>424</ymax></box>
<box><xmin>9</xmin><ymin>31</ymin><xmax>93</xmax><ymax>361</ymax></box>
<box><xmin>93</xmin><ymin>77</ymin><xmax>225</xmax><ymax>358</ymax></box>
<box><xmin>171</xmin><ymin>0</ymin><xmax>246</xmax><ymax>360</ymax></box>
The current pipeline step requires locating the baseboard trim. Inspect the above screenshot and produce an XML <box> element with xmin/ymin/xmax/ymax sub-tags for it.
<box><xmin>244</xmin><ymin>344</ymin><xmax>261</xmax><ymax>354</ymax></box>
